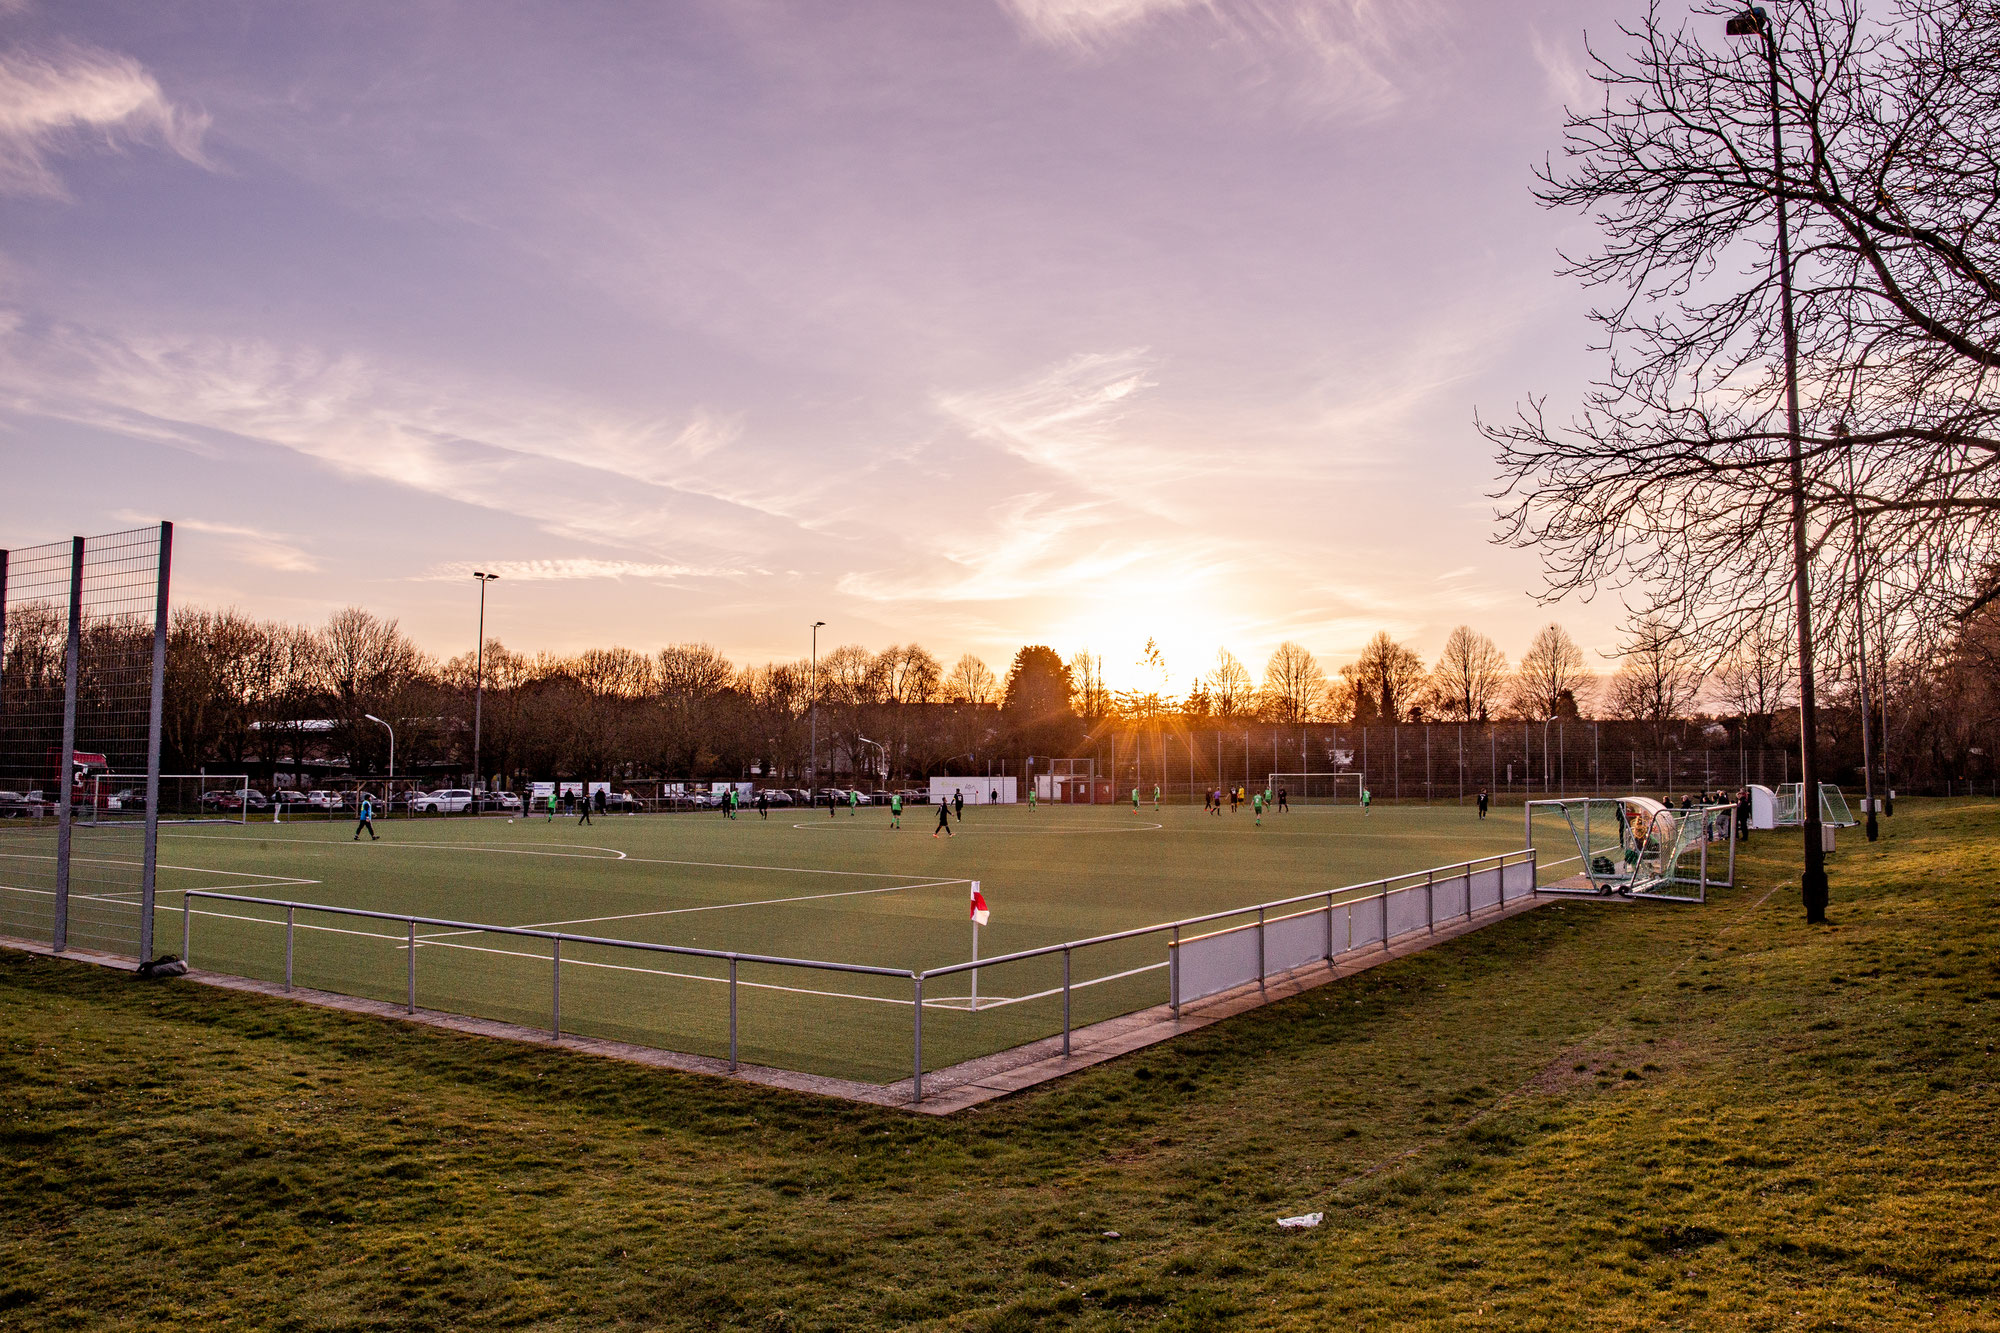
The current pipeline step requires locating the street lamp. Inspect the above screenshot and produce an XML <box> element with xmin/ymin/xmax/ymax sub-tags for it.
<box><xmin>364</xmin><ymin>714</ymin><xmax>395</xmax><ymax>800</ymax></box>
<box><xmin>856</xmin><ymin>735</ymin><xmax>887</xmax><ymax>785</ymax></box>
<box><xmin>1729</xmin><ymin>4</ymin><xmax>1829</xmax><ymax>921</ymax></box>
<box><xmin>471</xmin><ymin>571</ymin><xmax>499</xmax><ymax>806</ymax></box>
<box><xmin>809</xmin><ymin>621</ymin><xmax>826</xmax><ymax>790</ymax></box>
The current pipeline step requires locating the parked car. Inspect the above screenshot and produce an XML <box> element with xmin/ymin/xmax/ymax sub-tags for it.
<box><xmin>599</xmin><ymin>790</ymin><xmax>640</xmax><ymax>812</ymax></box>
<box><xmin>240</xmin><ymin>790</ymin><xmax>270</xmax><ymax>810</ymax></box>
<box><xmin>482</xmin><ymin>791</ymin><xmax>522</xmax><ymax>812</ymax></box>
<box><xmin>415</xmin><ymin>789</ymin><xmax>476</xmax><ymax>814</ymax></box>
<box><xmin>757</xmin><ymin>789</ymin><xmax>793</xmax><ymax>806</ymax></box>
<box><xmin>274</xmin><ymin>790</ymin><xmax>310</xmax><ymax>806</ymax></box>
<box><xmin>0</xmin><ymin>791</ymin><xmax>51</xmax><ymax>818</ymax></box>
<box><xmin>200</xmin><ymin>790</ymin><xmax>244</xmax><ymax>811</ymax></box>
<box><xmin>304</xmin><ymin>790</ymin><xmax>341</xmax><ymax>809</ymax></box>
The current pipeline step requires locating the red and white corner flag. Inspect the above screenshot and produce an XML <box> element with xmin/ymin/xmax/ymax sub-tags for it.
<box><xmin>969</xmin><ymin>881</ymin><xmax>989</xmax><ymax>926</ymax></box>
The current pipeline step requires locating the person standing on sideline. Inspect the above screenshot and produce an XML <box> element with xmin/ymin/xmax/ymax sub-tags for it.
<box><xmin>354</xmin><ymin>794</ymin><xmax>379</xmax><ymax>841</ymax></box>
<box><xmin>578</xmin><ymin>792</ymin><xmax>593</xmax><ymax>825</ymax></box>
<box><xmin>1477</xmin><ymin>787</ymin><xmax>1490</xmax><ymax>819</ymax></box>
<box><xmin>933</xmin><ymin>800</ymin><xmax>953</xmax><ymax>838</ymax></box>
<box><xmin>594</xmin><ymin>787</ymin><xmax>606</xmax><ymax>817</ymax></box>
<box><xmin>953</xmin><ymin>789</ymin><xmax>964</xmax><ymax>821</ymax></box>
<box><xmin>1277</xmin><ymin>785</ymin><xmax>1289</xmax><ymax>814</ymax></box>
<box><xmin>890</xmin><ymin>792</ymin><xmax>903</xmax><ymax>829</ymax></box>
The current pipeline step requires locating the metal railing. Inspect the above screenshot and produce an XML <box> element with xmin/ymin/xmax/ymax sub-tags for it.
<box><xmin>182</xmin><ymin>847</ymin><xmax>1539</xmax><ymax>1105</ymax></box>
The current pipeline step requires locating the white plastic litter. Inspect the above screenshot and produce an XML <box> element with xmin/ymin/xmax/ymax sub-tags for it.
<box><xmin>1276</xmin><ymin>1212</ymin><xmax>1323</xmax><ymax>1230</ymax></box>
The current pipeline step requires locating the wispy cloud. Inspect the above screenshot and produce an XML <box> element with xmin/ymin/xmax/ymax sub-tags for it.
<box><xmin>998</xmin><ymin>0</ymin><xmax>1447</xmax><ymax>121</ymax></box>
<box><xmin>935</xmin><ymin>348</ymin><xmax>1159</xmax><ymax>479</ymax></box>
<box><xmin>113</xmin><ymin>512</ymin><xmax>321</xmax><ymax>573</ymax></box>
<box><xmin>1528</xmin><ymin>27</ymin><xmax>1592</xmax><ymax>111</ymax></box>
<box><xmin>0</xmin><ymin>39</ymin><xmax>212</xmax><ymax>199</ymax></box>
<box><xmin>418</xmin><ymin>558</ymin><xmax>737</xmax><ymax>583</ymax></box>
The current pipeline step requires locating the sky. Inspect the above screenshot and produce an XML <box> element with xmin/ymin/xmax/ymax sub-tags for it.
<box><xmin>0</xmin><ymin>0</ymin><xmax>1650</xmax><ymax>694</ymax></box>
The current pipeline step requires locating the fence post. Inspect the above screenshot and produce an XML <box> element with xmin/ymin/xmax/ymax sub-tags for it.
<box><xmin>1465</xmin><ymin>862</ymin><xmax>1474</xmax><ymax>920</ymax></box>
<box><xmin>1324</xmin><ymin>891</ymin><xmax>1334</xmax><ymax>960</ymax></box>
<box><xmin>182</xmin><ymin>897</ymin><xmax>191</xmax><ymax>961</ymax></box>
<box><xmin>1381</xmin><ymin>887</ymin><xmax>1390</xmax><ymax>950</ymax></box>
<box><xmin>139</xmin><ymin>521</ymin><xmax>172</xmax><ymax>963</ymax></box>
<box><xmin>551</xmin><ymin>937</ymin><xmax>561</xmax><ymax>1038</ymax></box>
<box><xmin>1062</xmin><ymin>947</ymin><xmax>1072</xmax><ymax>1056</ymax></box>
<box><xmin>1426</xmin><ymin>870</ymin><xmax>1435</xmax><ymax>934</ymax></box>
<box><xmin>729</xmin><ymin>958</ymin><xmax>739</xmax><ymax>1070</ymax></box>
<box><xmin>1170</xmin><ymin>924</ymin><xmax>1181</xmax><ymax>1015</ymax></box>
<box><xmin>1257</xmin><ymin>906</ymin><xmax>1266</xmax><ymax>986</ymax></box>
<box><xmin>285</xmin><ymin>905</ymin><xmax>294</xmax><ymax>992</ymax></box>
<box><xmin>406</xmin><ymin>919</ymin><xmax>416</xmax><ymax>1013</ymax></box>
<box><xmin>52</xmin><ymin>536</ymin><xmax>83</xmax><ymax>954</ymax></box>
<box><xmin>911</xmin><ymin>974</ymin><xmax>924</xmax><ymax>1105</ymax></box>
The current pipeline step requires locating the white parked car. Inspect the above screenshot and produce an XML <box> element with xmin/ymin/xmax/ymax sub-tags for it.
<box><xmin>305</xmin><ymin>790</ymin><xmax>341</xmax><ymax>809</ymax></box>
<box><xmin>484</xmin><ymin>791</ymin><xmax>522</xmax><ymax>812</ymax></box>
<box><xmin>415</xmin><ymin>789</ymin><xmax>476</xmax><ymax>814</ymax></box>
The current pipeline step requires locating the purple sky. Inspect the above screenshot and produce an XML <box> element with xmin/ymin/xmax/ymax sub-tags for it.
<box><xmin>0</xmin><ymin>0</ymin><xmax>1644</xmax><ymax>692</ymax></box>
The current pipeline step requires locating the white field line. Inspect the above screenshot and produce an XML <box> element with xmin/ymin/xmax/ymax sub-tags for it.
<box><xmin>790</xmin><ymin>821</ymin><xmax>1165</xmax><ymax>834</ymax></box>
<box><xmin>923</xmin><ymin>959</ymin><xmax>1168</xmax><ymax>1011</ymax></box>
<box><xmin>412</xmin><ymin>877</ymin><xmax>964</xmax><ymax>942</ymax></box>
<box><xmin>0</xmin><ymin>850</ymin><xmax>322</xmax><ymax>881</ymax></box>
<box><xmin>164</xmin><ymin>832</ymin><xmax>630</xmax><ymax>861</ymax></box>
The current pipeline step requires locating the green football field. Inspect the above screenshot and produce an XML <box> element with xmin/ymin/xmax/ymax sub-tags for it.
<box><xmin>4</xmin><ymin>802</ymin><xmax>1535</xmax><ymax>1083</ymax></box>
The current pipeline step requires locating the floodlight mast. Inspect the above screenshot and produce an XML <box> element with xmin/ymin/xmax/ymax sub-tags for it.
<box><xmin>364</xmin><ymin>714</ymin><xmax>395</xmax><ymax>787</ymax></box>
<box><xmin>809</xmin><ymin>621</ymin><xmax>826</xmax><ymax>790</ymax></box>
<box><xmin>1728</xmin><ymin>3</ymin><xmax>1829</xmax><ymax>921</ymax></box>
<box><xmin>471</xmin><ymin>572</ymin><xmax>498</xmax><ymax>805</ymax></box>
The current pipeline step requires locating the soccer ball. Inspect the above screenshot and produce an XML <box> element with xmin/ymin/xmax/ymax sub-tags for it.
<box><xmin>507</xmin><ymin>818</ymin><xmax>514</xmax><ymax>824</ymax></box>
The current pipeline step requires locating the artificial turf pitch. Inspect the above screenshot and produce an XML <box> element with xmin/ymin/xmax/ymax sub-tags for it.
<box><xmin>4</xmin><ymin>802</ymin><xmax>1528</xmax><ymax>1083</ymax></box>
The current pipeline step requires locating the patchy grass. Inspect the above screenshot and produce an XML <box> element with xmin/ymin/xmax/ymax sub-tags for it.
<box><xmin>1</xmin><ymin>800</ymin><xmax>1995</xmax><ymax>1329</ymax></box>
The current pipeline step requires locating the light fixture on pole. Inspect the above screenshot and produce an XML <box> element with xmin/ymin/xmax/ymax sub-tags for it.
<box><xmin>809</xmin><ymin>621</ymin><xmax>826</xmax><ymax>791</ymax></box>
<box><xmin>1729</xmin><ymin>3</ymin><xmax>1829</xmax><ymax>921</ymax></box>
<box><xmin>364</xmin><ymin>713</ymin><xmax>396</xmax><ymax>795</ymax></box>
<box><xmin>471</xmin><ymin>571</ymin><xmax>499</xmax><ymax>808</ymax></box>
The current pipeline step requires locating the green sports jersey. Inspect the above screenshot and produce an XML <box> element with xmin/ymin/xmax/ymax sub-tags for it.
<box><xmin>891</xmin><ymin>796</ymin><xmax>902</xmax><ymax>813</ymax></box>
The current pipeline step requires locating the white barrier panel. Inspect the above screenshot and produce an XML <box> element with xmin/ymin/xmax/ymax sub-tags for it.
<box><xmin>1266</xmin><ymin>907</ymin><xmax>1331</xmax><ymax>975</ymax></box>
<box><xmin>1386</xmin><ymin>885</ymin><xmax>1429</xmax><ymax>938</ymax></box>
<box><xmin>1469</xmin><ymin>865</ymin><xmax>1503</xmax><ymax>911</ymax></box>
<box><xmin>1176</xmin><ymin>923</ymin><xmax>1263</xmax><ymax>1004</ymax></box>
<box><xmin>1351</xmin><ymin>898</ymin><xmax>1385</xmax><ymax>949</ymax></box>
<box><xmin>1502</xmin><ymin>858</ymin><xmax>1535</xmax><ymax>901</ymax></box>
<box><xmin>1435</xmin><ymin>872</ymin><xmax>1470</xmax><ymax>919</ymax></box>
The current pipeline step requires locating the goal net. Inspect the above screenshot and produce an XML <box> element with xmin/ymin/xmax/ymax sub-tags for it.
<box><xmin>1266</xmin><ymin>773</ymin><xmax>1361</xmax><ymax>804</ymax></box>
<box><xmin>1774</xmin><ymin>782</ymin><xmax>1857</xmax><ymax>828</ymax></box>
<box><xmin>81</xmin><ymin>774</ymin><xmax>248</xmax><ymax>826</ymax></box>
<box><xmin>1527</xmin><ymin>797</ymin><xmax>1735</xmax><ymax>901</ymax></box>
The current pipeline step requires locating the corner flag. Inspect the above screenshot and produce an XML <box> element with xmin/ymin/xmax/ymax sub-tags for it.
<box><xmin>969</xmin><ymin>881</ymin><xmax>989</xmax><ymax>925</ymax></box>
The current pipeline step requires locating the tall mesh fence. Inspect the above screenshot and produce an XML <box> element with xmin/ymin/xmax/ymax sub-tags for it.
<box><xmin>0</xmin><ymin>524</ymin><xmax>172</xmax><ymax>958</ymax></box>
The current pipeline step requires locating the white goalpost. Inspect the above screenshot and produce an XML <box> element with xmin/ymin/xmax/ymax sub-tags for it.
<box><xmin>81</xmin><ymin>773</ymin><xmax>248</xmax><ymax>826</ymax></box>
<box><xmin>1266</xmin><ymin>773</ymin><xmax>1362</xmax><ymax>804</ymax></box>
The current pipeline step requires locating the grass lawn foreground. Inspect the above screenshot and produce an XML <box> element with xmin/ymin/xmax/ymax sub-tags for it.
<box><xmin>1</xmin><ymin>799</ymin><xmax>1995</xmax><ymax>1329</ymax></box>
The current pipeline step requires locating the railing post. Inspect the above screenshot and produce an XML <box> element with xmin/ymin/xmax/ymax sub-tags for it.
<box><xmin>1324</xmin><ymin>891</ymin><xmax>1334</xmax><ymax>960</ymax></box>
<box><xmin>1062</xmin><ymin>947</ymin><xmax>1072</xmax><ymax>1056</ymax></box>
<box><xmin>729</xmin><ymin>958</ymin><xmax>739</xmax><ymax>1070</ymax></box>
<box><xmin>285</xmin><ymin>905</ymin><xmax>294</xmax><ymax>992</ymax></box>
<box><xmin>1426</xmin><ymin>869</ymin><xmax>1435</xmax><ymax>934</ymax></box>
<box><xmin>551</xmin><ymin>937</ymin><xmax>561</xmax><ymax>1038</ymax></box>
<box><xmin>1257</xmin><ymin>906</ymin><xmax>1266</xmax><ymax>986</ymax></box>
<box><xmin>406</xmin><ymin>919</ymin><xmax>416</xmax><ymax>1013</ymax></box>
<box><xmin>1170</xmin><ymin>924</ymin><xmax>1181</xmax><ymax>1015</ymax></box>
<box><xmin>1381</xmin><ymin>887</ymin><xmax>1390</xmax><ymax>951</ymax></box>
<box><xmin>182</xmin><ymin>896</ymin><xmax>191</xmax><ymax>961</ymax></box>
<box><xmin>911</xmin><ymin>974</ymin><xmax>924</xmax><ymax>1105</ymax></box>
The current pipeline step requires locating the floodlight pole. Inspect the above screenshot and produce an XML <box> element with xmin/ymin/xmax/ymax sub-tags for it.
<box><xmin>809</xmin><ymin>621</ymin><xmax>826</xmax><ymax>790</ymax></box>
<box><xmin>1731</xmin><ymin>4</ymin><xmax>1828</xmax><ymax>920</ymax></box>
<box><xmin>471</xmin><ymin>572</ymin><xmax>498</xmax><ymax>803</ymax></box>
<box><xmin>365</xmin><ymin>713</ymin><xmax>395</xmax><ymax>792</ymax></box>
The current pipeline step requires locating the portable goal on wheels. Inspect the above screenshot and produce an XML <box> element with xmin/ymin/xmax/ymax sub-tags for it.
<box><xmin>1526</xmin><ymin>797</ymin><xmax>1736</xmax><ymax>902</ymax></box>
<box><xmin>1774</xmin><ymin>782</ymin><xmax>1856</xmax><ymax>829</ymax></box>
<box><xmin>1265</xmin><ymin>773</ymin><xmax>1362</xmax><ymax>804</ymax></box>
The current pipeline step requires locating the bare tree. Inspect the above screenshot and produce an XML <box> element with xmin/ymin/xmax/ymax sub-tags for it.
<box><xmin>1260</xmin><ymin>642</ymin><xmax>1329</xmax><ymax>723</ymax></box>
<box><xmin>1427</xmin><ymin>626</ymin><xmax>1510</xmax><ymax>722</ymax></box>
<box><xmin>944</xmin><ymin>653</ymin><xmax>998</xmax><ymax>704</ymax></box>
<box><xmin>1605</xmin><ymin>616</ymin><xmax>1707</xmax><ymax>746</ymax></box>
<box><xmin>1485</xmin><ymin>0</ymin><xmax>2000</xmax><ymax>658</ymax></box>
<box><xmin>1069</xmin><ymin>650</ymin><xmax>1111</xmax><ymax>722</ymax></box>
<box><xmin>1512</xmin><ymin>623</ymin><xmax>1593</xmax><ymax>721</ymax></box>
<box><xmin>1205</xmin><ymin>649</ymin><xmax>1256</xmax><ymax>720</ymax></box>
<box><xmin>1339</xmin><ymin>632</ymin><xmax>1426</xmax><ymax>724</ymax></box>
<box><xmin>1712</xmin><ymin>620</ymin><xmax>1796</xmax><ymax>747</ymax></box>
